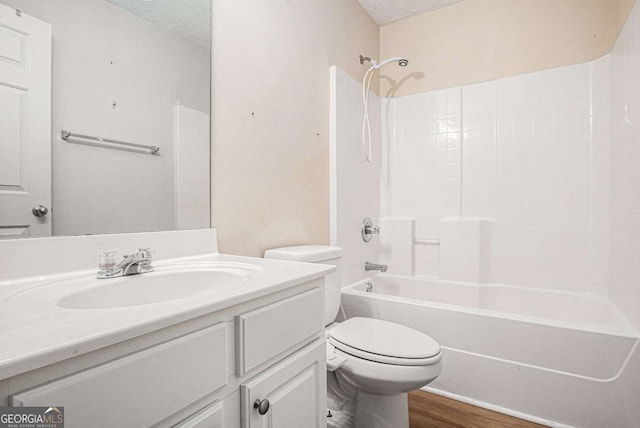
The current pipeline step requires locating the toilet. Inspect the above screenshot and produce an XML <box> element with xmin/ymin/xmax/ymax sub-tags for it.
<box><xmin>264</xmin><ymin>245</ymin><xmax>442</xmax><ymax>428</ymax></box>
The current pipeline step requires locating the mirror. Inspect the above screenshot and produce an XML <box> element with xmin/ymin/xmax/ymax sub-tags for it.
<box><xmin>0</xmin><ymin>0</ymin><xmax>211</xmax><ymax>238</ymax></box>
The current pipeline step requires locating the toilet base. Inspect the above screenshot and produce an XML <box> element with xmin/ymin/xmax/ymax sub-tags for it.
<box><xmin>354</xmin><ymin>391</ymin><xmax>408</xmax><ymax>428</ymax></box>
<box><xmin>327</xmin><ymin>371</ymin><xmax>356</xmax><ymax>428</ymax></box>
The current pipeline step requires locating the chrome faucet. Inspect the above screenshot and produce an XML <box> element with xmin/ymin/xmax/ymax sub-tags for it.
<box><xmin>97</xmin><ymin>248</ymin><xmax>154</xmax><ymax>279</ymax></box>
<box><xmin>364</xmin><ymin>262</ymin><xmax>387</xmax><ymax>272</ymax></box>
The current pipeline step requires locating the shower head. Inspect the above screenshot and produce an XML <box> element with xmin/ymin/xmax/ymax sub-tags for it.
<box><xmin>375</xmin><ymin>56</ymin><xmax>409</xmax><ymax>69</ymax></box>
<box><xmin>360</xmin><ymin>55</ymin><xmax>409</xmax><ymax>70</ymax></box>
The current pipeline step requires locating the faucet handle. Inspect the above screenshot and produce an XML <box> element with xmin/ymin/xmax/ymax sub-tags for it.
<box><xmin>362</xmin><ymin>217</ymin><xmax>380</xmax><ymax>242</ymax></box>
<box><xmin>366</xmin><ymin>225</ymin><xmax>380</xmax><ymax>234</ymax></box>
<box><xmin>97</xmin><ymin>250</ymin><xmax>117</xmax><ymax>270</ymax></box>
<box><xmin>137</xmin><ymin>247</ymin><xmax>153</xmax><ymax>266</ymax></box>
<box><xmin>137</xmin><ymin>247</ymin><xmax>152</xmax><ymax>258</ymax></box>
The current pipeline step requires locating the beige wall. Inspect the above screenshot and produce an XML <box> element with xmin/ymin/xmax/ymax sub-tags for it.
<box><xmin>380</xmin><ymin>0</ymin><xmax>635</xmax><ymax>96</ymax></box>
<box><xmin>211</xmin><ymin>0</ymin><xmax>635</xmax><ymax>257</ymax></box>
<box><xmin>212</xmin><ymin>0</ymin><xmax>379</xmax><ymax>256</ymax></box>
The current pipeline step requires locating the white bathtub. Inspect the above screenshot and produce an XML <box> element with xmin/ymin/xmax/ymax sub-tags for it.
<box><xmin>341</xmin><ymin>275</ymin><xmax>640</xmax><ymax>428</ymax></box>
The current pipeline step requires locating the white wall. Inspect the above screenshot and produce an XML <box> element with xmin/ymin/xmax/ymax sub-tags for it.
<box><xmin>381</xmin><ymin>86</ymin><xmax>463</xmax><ymax>278</ymax></box>
<box><xmin>610</xmin><ymin>0</ymin><xmax>640</xmax><ymax>331</ymax></box>
<box><xmin>374</xmin><ymin>57</ymin><xmax>611</xmax><ymax>295</ymax></box>
<box><xmin>330</xmin><ymin>67</ymin><xmax>381</xmax><ymax>286</ymax></box>
<box><xmin>1</xmin><ymin>0</ymin><xmax>210</xmax><ymax>236</ymax></box>
<box><xmin>492</xmin><ymin>59</ymin><xmax>610</xmax><ymax>294</ymax></box>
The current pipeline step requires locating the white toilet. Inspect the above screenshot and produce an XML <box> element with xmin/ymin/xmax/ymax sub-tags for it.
<box><xmin>264</xmin><ymin>245</ymin><xmax>442</xmax><ymax>428</ymax></box>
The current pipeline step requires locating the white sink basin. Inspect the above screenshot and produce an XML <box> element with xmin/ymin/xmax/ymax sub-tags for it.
<box><xmin>55</xmin><ymin>262</ymin><xmax>260</xmax><ymax>309</ymax></box>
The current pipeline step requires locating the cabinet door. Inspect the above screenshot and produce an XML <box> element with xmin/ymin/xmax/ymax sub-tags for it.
<box><xmin>241</xmin><ymin>341</ymin><xmax>325</xmax><ymax>428</ymax></box>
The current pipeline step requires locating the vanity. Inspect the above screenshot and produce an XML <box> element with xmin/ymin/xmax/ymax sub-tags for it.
<box><xmin>0</xmin><ymin>229</ymin><xmax>332</xmax><ymax>427</ymax></box>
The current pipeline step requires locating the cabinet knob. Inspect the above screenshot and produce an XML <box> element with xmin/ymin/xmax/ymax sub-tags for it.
<box><xmin>32</xmin><ymin>205</ymin><xmax>49</xmax><ymax>217</ymax></box>
<box><xmin>253</xmin><ymin>398</ymin><xmax>270</xmax><ymax>415</ymax></box>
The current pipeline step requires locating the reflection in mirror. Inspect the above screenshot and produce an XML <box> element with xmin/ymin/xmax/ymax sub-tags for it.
<box><xmin>0</xmin><ymin>0</ymin><xmax>211</xmax><ymax>238</ymax></box>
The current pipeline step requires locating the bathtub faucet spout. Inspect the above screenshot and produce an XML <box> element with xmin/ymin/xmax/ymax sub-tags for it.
<box><xmin>365</xmin><ymin>262</ymin><xmax>388</xmax><ymax>272</ymax></box>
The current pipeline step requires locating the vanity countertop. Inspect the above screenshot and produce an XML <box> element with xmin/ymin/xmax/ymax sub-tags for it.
<box><xmin>0</xmin><ymin>253</ymin><xmax>333</xmax><ymax>380</ymax></box>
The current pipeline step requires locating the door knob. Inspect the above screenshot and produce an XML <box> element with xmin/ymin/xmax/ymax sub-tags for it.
<box><xmin>253</xmin><ymin>398</ymin><xmax>270</xmax><ymax>415</ymax></box>
<box><xmin>32</xmin><ymin>205</ymin><xmax>49</xmax><ymax>217</ymax></box>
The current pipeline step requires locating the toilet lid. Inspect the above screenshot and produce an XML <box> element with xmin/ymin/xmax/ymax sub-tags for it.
<box><xmin>328</xmin><ymin>317</ymin><xmax>441</xmax><ymax>366</ymax></box>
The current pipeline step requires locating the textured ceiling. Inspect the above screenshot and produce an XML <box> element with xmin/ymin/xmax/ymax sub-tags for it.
<box><xmin>358</xmin><ymin>0</ymin><xmax>464</xmax><ymax>25</ymax></box>
<box><xmin>106</xmin><ymin>0</ymin><xmax>210</xmax><ymax>50</ymax></box>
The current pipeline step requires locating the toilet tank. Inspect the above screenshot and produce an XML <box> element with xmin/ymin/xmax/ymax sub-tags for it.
<box><xmin>264</xmin><ymin>245</ymin><xmax>342</xmax><ymax>326</ymax></box>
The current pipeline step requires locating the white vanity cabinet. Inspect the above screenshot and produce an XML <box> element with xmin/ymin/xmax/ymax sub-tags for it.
<box><xmin>1</xmin><ymin>279</ymin><xmax>326</xmax><ymax>428</ymax></box>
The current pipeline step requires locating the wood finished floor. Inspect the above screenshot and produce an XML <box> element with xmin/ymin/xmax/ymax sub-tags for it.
<box><xmin>408</xmin><ymin>391</ymin><xmax>548</xmax><ymax>428</ymax></box>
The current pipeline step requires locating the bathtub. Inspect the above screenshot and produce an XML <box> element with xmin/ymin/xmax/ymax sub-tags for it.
<box><xmin>341</xmin><ymin>275</ymin><xmax>640</xmax><ymax>428</ymax></box>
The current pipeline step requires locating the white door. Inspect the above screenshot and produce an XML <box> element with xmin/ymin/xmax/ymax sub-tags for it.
<box><xmin>0</xmin><ymin>5</ymin><xmax>51</xmax><ymax>238</ymax></box>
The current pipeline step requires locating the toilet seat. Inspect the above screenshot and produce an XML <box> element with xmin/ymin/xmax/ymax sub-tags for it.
<box><xmin>328</xmin><ymin>317</ymin><xmax>441</xmax><ymax>366</ymax></box>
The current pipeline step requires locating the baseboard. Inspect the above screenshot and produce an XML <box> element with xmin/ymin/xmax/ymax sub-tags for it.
<box><xmin>420</xmin><ymin>386</ymin><xmax>574</xmax><ymax>428</ymax></box>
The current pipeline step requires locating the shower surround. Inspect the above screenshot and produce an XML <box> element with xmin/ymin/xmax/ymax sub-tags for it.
<box><xmin>379</xmin><ymin>56</ymin><xmax>611</xmax><ymax>294</ymax></box>
<box><xmin>332</xmin><ymin>56</ymin><xmax>610</xmax><ymax>293</ymax></box>
<box><xmin>330</xmin><ymin>2</ymin><xmax>640</xmax><ymax>425</ymax></box>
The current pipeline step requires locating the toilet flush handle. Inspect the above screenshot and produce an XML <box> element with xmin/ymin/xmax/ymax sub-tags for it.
<box><xmin>254</xmin><ymin>399</ymin><xmax>270</xmax><ymax>415</ymax></box>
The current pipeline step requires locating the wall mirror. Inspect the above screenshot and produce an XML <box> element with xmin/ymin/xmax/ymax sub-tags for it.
<box><xmin>0</xmin><ymin>0</ymin><xmax>211</xmax><ymax>238</ymax></box>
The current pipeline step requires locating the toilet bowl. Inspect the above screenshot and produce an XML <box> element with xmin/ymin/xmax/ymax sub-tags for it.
<box><xmin>264</xmin><ymin>245</ymin><xmax>442</xmax><ymax>428</ymax></box>
<box><xmin>329</xmin><ymin>317</ymin><xmax>442</xmax><ymax>394</ymax></box>
<box><xmin>328</xmin><ymin>317</ymin><xmax>442</xmax><ymax>428</ymax></box>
